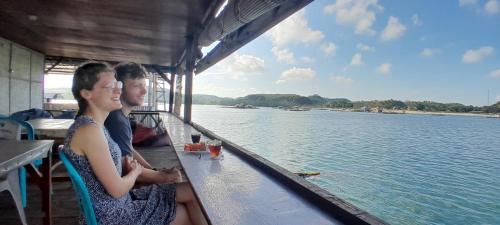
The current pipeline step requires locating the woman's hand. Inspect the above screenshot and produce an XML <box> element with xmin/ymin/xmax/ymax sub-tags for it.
<box><xmin>127</xmin><ymin>157</ymin><xmax>143</xmax><ymax>177</ymax></box>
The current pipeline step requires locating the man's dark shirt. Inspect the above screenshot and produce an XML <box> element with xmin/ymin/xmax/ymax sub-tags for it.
<box><xmin>104</xmin><ymin>110</ymin><xmax>133</xmax><ymax>157</ymax></box>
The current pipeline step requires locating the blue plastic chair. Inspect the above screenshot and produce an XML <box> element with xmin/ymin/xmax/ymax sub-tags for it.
<box><xmin>10</xmin><ymin>108</ymin><xmax>53</xmax><ymax>121</ymax></box>
<box><xmin>0</xmin><ymin>117</ymin><xmax>38</xmax><ymax>208</ymax></box>
<box><xmin>59</xmin><ymin>150</ymin><xmax>97</xmax><ymax>225</ymax></box>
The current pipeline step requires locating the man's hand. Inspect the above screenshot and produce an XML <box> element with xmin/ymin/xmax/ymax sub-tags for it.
<box><xmin>158</xmin><ymin>167</ymin><xmax>182</xmax><ymax>183</ymax></box>
<box><xmin>123</xmin><ymin>156</ymin><xmax>133</xmax><ymax>173</ymax></box>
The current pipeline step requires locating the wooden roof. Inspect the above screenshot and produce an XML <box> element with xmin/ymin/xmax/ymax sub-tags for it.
<box><xmin>0</xmin><ymin>0</ymin><xmax>213</xmax><ymax>66</ymax></box>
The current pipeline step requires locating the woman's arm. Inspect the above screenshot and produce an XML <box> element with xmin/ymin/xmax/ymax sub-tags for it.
<box><xmin>71</xmin><ymin>124</ymin><xmax>142</xmax><ymax>198</ymax></box>
<box><xmin>122</xmin><ymin>157</ymin><xmax>181</xmax><ymax>184</ymax></box>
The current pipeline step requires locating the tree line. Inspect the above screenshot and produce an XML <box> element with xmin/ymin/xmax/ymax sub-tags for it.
<box><xmin>193</xmin><ymin>94</ymin><xmax>500</xmax><ymax>113</ymax></box>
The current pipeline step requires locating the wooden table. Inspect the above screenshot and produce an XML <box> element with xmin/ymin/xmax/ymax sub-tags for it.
<box><xmin>0</xmin><ymin>140</ymin><xmax>54</xmax><ymax>225</ymax></box>
<box><xmin>164</xmin><ymin>115</ymin><xmax>342</xmax><ymax>225</ymax></box>
<box><xmin>27</xmin><ymin>119</ymin><xmax>74</xmax><ymax>139</ymax></box>
<box><xmin>27</xmin><ymin>119</ymin><xmax>73</xmax><ymax>183</ymax></box>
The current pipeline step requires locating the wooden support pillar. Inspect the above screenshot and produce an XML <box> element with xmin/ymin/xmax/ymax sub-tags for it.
<box><xmin>169</xmin><ymin>68</ymin><xmax>175</xmax><ymax>113</ymax></box>
<box><xmin>183</xmin><ymin>35</ymin><xmax>197</xmax><ymax>123</ymax></box>
<box><xmin>173</xmin><ymin>73</ymin><xmax>182</xmax><ymax>116</ymax></box>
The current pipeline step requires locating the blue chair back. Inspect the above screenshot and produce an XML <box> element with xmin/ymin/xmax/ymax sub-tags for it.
<box><xmin>0</xmin><ymin>116</ymin><xmax>36</xmax><ymax>139</ymax></box>
<box><xmin>59</xmin><ymin>150</ymin><xmax>98</xmax><ymax>225</ymax></box>
<box><xmin>10</xmin><ymin>108</ymin><xmax>53</xmax><ymax>121</ymax></box>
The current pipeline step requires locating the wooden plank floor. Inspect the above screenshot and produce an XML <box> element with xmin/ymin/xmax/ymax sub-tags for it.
<box><xmin>0</xmin><ymin>145</ymin><xmax>180</xmax><ymax>225</ymax></box>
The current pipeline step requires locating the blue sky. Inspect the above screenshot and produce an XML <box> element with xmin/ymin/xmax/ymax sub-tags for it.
<box><xmin>195</xmin><ymin>0</ymin><xmax>500</xmax><ymax>106</ymax></box>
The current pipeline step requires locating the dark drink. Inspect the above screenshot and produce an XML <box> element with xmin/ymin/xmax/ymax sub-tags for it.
<box><xmin>191</xmin><ymin>133</ymin><xmax>201</xmax><ymax>143</ymax></box>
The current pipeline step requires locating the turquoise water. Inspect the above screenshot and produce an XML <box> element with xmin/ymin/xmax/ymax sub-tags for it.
<box><xmin>191</xmin><ymin>105</ymin><xmax>500</xmax><ymax>225</ymax></box>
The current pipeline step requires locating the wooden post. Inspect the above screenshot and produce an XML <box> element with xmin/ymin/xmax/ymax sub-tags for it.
<box><xmin>183</xmin><ymin>35</ymin><xmax>197</xmax><ymax>123</ymax></box>
<box><xmin>41</xmin><ymin>149</ymin><xmax>52</xmax><ymax>225</ymax></box>
<box><xmin>173</xmin><ymin>74</ymin><xmax>182</xmax><ymax>116</ymax></box>
<box><xmin>169</xmin><ymin>69</ymin><xmax>175</xmax><ymax>113</ymax></box>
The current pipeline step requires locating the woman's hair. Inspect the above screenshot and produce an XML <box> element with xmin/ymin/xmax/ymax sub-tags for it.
<box><xmin>72</xmin><ymin>61</ymin><xmax>114</xmax><ymax>118</ymax></box>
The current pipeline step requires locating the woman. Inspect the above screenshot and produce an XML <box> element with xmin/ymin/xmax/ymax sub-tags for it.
<box><xmin>63</xmin><ymin>62</ymin><xmax>204</xmax><ymax>225</ymax></box>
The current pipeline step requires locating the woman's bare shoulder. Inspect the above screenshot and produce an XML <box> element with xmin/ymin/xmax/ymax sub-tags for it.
<box><xmin>71</xmin><ymin>123</ymin><xmax>106</xmax><ymax>154</ymax></box>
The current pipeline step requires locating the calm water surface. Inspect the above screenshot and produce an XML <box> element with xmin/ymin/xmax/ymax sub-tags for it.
<box><xmin>191</xmin><ymin>105</ymin><xmax>500</xmax><ymax>225</ymax></box>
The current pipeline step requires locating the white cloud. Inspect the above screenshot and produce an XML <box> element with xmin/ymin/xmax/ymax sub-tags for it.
<box><xmin>301</xmin><ymin>56</ymin><xmax>315</xmax><ymax>63</ymax></box>
<box><xmin>322</xmin><ymin>42</ymin><xmax>337</xmax><ymax>56</ymax></box>
<box><xmin>276</xmin><ymin>67</ymin><xmax>315</xmax><ymax>84</ymax></box>
<box><xmin>207</xmin><ymin>54</ymin><xmax>265</xmax><ymax>80</ymax></box>
<box><xmin>271</xmin><ymin>47</ymin><xmax>296</xmax><ymax>64</ymax></box>
<box><xmin>350</xmin><ymin>53</ymin><xmax>364</xmax><ymax>66</ymax></box>
<box><xmin>381</xmin><ymin>16</ymin><xmax>407</xmax><ymax>42</ymax></box>
<box><xmin>459</xmin><ymin>0</ymin><xmax>478</xmax><ymax>6</ymax></box>
<box><xmin>323</xmin><ymin>0</ymin><xmax>383</xmax><ymax>35</ymax></box>
<box><xmin>267</xmin><ymin>9</ymin><xmax>324</xmax><ymax>46</ymax></box>
<box><xmin>357</xmin><ymin>43</ymin><xmax>374</xmax><ymax>51</ymax></box>
<box><xmin>412</xmin><ymin>14</ymin><xmax>423</xmax><ymax>26</ymax></box>
<box><xmin>496</xmin><ymin>95</ymin><xmax>500</xmax><ymax>102</ymax></box>
<box><xmin>377</xmin><ymin>63</ymin><xmax>392</xmax><ymax>74</ymax></box>
<box><xmin>194</xmin><ymin>83</ymin><xmax>248</xmax><ymax>98</ymax></box>
<box><xmin>462</xmin><ymin>46</ymin><xmax>494</xmax><ymax>63</ymax></box>
<box><xmin>489</xmin><ymin>69</ymin><xmax>500</xmax><ymax>78</ymax></box>
<box><xmin>420</xmin><ymin>48</ymin><xmax>440</xmax><ymax>57</ymax></box>
<box><xmin>332</xmin><ymin>76</ymin><xmax>354</xmax><ymax>85</ymax></box>
<box><xmin>485</xmin><ymin>0</ymin><xmax>500</xmax><ymax>14</ymax></box>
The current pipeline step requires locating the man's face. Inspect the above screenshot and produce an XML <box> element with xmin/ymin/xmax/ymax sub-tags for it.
<box><xmin>122</xmin><ymin>78</ymin><xmax>147</xmax><ymax>107</ymax></box>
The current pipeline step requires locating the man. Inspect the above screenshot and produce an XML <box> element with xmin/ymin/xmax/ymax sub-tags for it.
<box><xmin>105</xmin><ymin>62</ymin><xmax>179</xmax><ymax>183</ymax></box>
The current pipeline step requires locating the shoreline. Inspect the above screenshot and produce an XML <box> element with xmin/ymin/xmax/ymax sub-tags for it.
<box><xmin>402</xmin><ymin>110</ymin><xmax>495</xmax><ymax>117</ymax></box>
<box><xmin>386</xmin><ymin>110</ymin><xmax>495</xmax><ymax>117</ymax></box>
<box><xmin>328</xmin><ymin>108</ymin><xmax>499</xmax><ymax>118</ymax></box>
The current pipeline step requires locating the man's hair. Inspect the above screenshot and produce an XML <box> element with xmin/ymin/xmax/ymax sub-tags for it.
<box><xmin>114</xmin><ymin>62</ymin><xmax>147</xmax><ymax>82</ymax></box>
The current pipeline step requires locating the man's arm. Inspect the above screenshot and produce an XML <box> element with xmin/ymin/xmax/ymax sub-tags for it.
<box><xmin>132</xmin><ymin>149</ymin><xmax>152</xmax><ymax>169</ymax></box>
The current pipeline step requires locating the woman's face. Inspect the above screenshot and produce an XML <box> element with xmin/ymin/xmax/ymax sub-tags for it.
<box><xmin>89</xmin><ymin>72</ymin><xmax>122</xmax><ymax>112</ymax></box>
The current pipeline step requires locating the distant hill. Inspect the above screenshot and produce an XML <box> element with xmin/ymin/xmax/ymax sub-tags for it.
<box><xmin>483</xmin><ymin>101</ymin><xmax>500</xmax><ymax>113</ymax></box>
<box><xmin>192</xmin><ymin>94</ymin><xmax>235</xmax><ymax>105</ymax></box>
<box><xmin>45</xmin><ymin>87</ymin><xmax>497</xmax><ymax>113</ymax></box>
<box><xmin>193</xmin><ymin>94</ymin><xmax>355</xmax><ymax>108</ymax></box>
<box><xmin>232</xmin><ymin>94</ymin><xmax>312</xmax><ymax>107</ymax></box>
<box><xmin>193</xmin><ymin>94</ymin><xmax>496</xmax><ymax>113</ymax></box>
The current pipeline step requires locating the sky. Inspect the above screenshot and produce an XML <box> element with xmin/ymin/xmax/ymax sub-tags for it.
<box><xmin>194</xmin><ymin>0</ymin><xmax>500</xmax><ymax>106</ymax></box>
<box><xmin>45</xmin><ymin>0</ymin><xmax>500</xmax><ymax>106</ymax></box>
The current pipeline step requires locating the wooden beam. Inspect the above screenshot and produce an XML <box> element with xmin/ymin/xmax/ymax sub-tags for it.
<box><xmin>196</xmin><ymin>0</ymin><xmax>313</xmax><ymax>74</ymax></box>
<box><xmin>44</xmin><ymin>57</ymin><xmax>63</xmax><ymax>73</ymax></box>
<box><xmin>183</xmin><ymin>35</ymin><xmax>198</xmax><ymax>123</ymax></box>
<box><xmin>144</xmin><ymin>65</ymin><xmax>175</xmax><ymax>75</ymax></box>
<box><xmin>201</xmin><ymin>0</ymin><xmax>227</xmax><ymax>27</ymax></box>
<box><xmin>151</xmin><ymin>65</ymin><xmax>171</xmax><ymax>83</ymax></box>
<box><xmin>169</xmin><ymin>67</ymin><xmax>176</xmax><ymax>113</ymax></box>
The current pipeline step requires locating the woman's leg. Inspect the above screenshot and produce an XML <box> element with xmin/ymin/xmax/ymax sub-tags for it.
<box><xmin>176</xmin><ymin>182</ymin><xmax>208</xmax><ymax>225</ymax></box>
<box><xmin>170</xmin><ymin>203</ymin><xmax>192</xmax><ymax>225</ymax></box>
